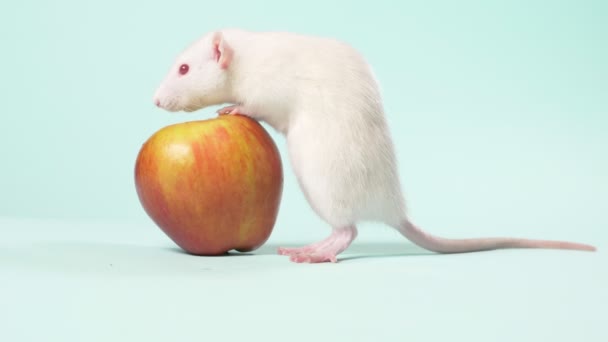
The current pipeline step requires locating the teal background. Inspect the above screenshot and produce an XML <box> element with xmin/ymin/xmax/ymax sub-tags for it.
<box><xmin>1</xmin><ymin>1</ymin><xmax>607</xmax><ymax>341</ymax></box>
<box><xmin>1</xmin><ymin>0</ymin><xmax>606</xmax><ymax>243</ymax></box>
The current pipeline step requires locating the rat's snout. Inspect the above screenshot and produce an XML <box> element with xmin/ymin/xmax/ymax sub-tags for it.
<box><xmin>153</xmin><ymin>84</ymin><xmax>184</xmax><ymax>112</ymax></box>
<box><xmin>153</xmin><ymin>96</ymin><xmax>166</xmax><ymax>109</ymax></box>
<box><xmin>153</xmin><ymin>85</ymin><xmax>165</xmax><ymax>109</ymax></box>
<box><xmin>153</xmin><ymin>86</ymin><xmax>167</xmax><ymax>109</ymax></box>
<box><xmin>153</xmin><ymin>92</ymin><xmax>180</xmax><ymax>112</ymax></box>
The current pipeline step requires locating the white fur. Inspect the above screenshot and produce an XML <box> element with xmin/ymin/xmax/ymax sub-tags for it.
<box><xmin>155</xmin><ymin>29</ymin><xmax>406</xmax><ymax>227</ymax></box>
<box><xmin>154</xmin><ymin>28</ymin><xmax>595</xmax><ymax>257</ymax></box>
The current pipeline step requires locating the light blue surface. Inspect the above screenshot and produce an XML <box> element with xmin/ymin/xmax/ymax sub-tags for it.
<box><xmin>1</xmin><ymin>1</ymin><xmax>607</xmax><ymax>341</ymax></box>
<box><xmin>1</xmin><ymin>218</ymin><xmax>606</xmax><ymax>341</ymax></box>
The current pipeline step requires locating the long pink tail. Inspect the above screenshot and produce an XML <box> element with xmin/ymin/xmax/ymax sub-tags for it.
<box><xmin>397</xmin><ymin>219</ymin><xmax>597</xmax><ymax>253</ymax></box>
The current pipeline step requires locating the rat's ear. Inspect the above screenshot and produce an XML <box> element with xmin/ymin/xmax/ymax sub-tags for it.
<box><xmin>211</xmin><ymin>32</ymin><xmax>233</xmax><ymax>69</ymax></box>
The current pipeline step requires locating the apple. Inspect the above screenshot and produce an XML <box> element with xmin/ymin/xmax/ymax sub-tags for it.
<box><xmin>134</xmin><ymin>114</ymin><xmax>283</xmax><ymax>255</ymax></box>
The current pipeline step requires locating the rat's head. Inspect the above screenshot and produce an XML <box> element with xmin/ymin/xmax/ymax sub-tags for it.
<box><xmin>153</xmin><ymin>31</ymin><xmax>234</xmax><ymax>112</ymax></box>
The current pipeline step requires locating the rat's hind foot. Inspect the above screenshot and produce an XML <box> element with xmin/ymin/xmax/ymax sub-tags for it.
<box><xmin>278</xmin><ymin>240</ymin><xmax>328</xmax><ymax>257</ymax></box>
<box><xmin>278</xmin><ymin>226</ymin><xmax>358</xmax><ymax>263</ymax></box>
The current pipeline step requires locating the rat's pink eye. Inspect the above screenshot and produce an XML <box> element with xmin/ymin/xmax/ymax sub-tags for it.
<box><xmin>179</xmin><ymin>64</ymin><xmax>189</xmax><ymax>75</ymax></box>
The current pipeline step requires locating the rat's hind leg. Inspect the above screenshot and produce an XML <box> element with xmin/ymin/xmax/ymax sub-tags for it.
<box><xmin>277</xmin><ymin>226</ymin><xmax>358</xmax><ymax>263</ymax></box>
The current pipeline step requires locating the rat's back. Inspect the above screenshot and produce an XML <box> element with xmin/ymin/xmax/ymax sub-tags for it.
<box><xmin>226</xmin><ymin>29</ymin><xmax>384</xmax><ymax>121</ymax></box>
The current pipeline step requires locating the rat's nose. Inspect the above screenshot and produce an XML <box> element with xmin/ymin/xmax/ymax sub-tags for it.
<box><xmin>154</xmin><ymin>99</ymin><xmax>161</xmax><ymax>107</ymax></box>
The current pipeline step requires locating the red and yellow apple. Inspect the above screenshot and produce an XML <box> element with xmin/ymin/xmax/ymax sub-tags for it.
<box><xmin>134</xmin><ymin>114</ymin><xmax>283</xmax><ymax>255</ymax></box>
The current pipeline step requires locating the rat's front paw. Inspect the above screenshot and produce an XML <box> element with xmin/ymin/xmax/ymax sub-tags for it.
<box><xmin>217</xmin><ymin>105</ymin><xmax>248</xmax><ymax>116</ymax></box>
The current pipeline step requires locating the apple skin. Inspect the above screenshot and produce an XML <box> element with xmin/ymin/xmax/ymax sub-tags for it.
<box><xmin>134</xmin><ymin>114</ymin><xmax>283</xmax><ymax>255</ymax></box>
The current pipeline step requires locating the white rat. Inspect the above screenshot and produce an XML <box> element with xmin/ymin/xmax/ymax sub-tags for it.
<box><xmin>153</xmin><ymin>28</ymin><xmax>596</xmax><ymax>263</ymax></box>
